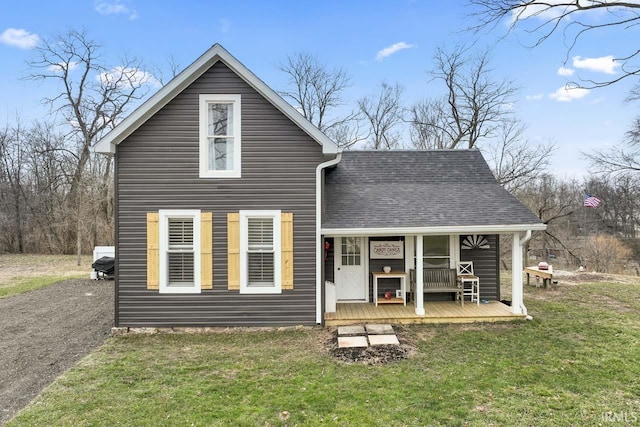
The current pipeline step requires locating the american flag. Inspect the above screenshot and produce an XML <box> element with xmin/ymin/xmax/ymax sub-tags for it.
<box><xmin>584</xmin><ymin>192</ymin><xmax>601</xmax><ymax>208</ymax></box>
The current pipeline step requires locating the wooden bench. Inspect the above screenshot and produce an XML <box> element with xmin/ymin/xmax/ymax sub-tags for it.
<box><xmin>410</xmin><ymin>268</ymin><xmax>464</xmax><ymax>306</ymax></box>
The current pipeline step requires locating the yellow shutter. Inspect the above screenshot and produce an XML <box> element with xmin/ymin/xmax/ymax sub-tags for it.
<box><xmin>281</xmin><ymin>212</ymin><xmax>294</xmax><ymax>290</ymax></box>
<box><xmin>146</xmin><ymin>212</ymin><xmax>159</xmax><ymax>290</ymax></box>
<box><xmin>200</xmin><ymin>212</ymin><xmax>213</xmax><ymax>290</ymax></box>
<box><xmin>227</xmin><ymin>212</ymin><xmax>240</xmax><ymax>290</ymax></box>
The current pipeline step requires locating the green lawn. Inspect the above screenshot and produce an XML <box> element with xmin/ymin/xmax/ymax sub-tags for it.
<box><xmin>8</xmin><ymin>280</ymin><xmax>640</xmax><ymax>426</ymax></box>
<box><xmin>0</xmin><ymin>254</ymin><xmax>92</xmax><ymax>298</ymax></box>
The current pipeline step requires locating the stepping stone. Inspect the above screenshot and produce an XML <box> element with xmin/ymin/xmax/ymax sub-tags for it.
<box><xmin>338</xmin><ymin>325</ymin><xmax>366</xmax><ymax>336</ymax></box>
<box><xmin>338</xmin><ymin>336</ymin><xmax>369</xmax><ymax>348</ymax></box>
<box><xmin>368</xmin><ymin>334</ymin><xmax>400</xmax><ymax>346</ymax></box>
<box><xmin>365</xmin><ymin>324</ymin><xmax>394</xmax><ymax>335</ymax></box>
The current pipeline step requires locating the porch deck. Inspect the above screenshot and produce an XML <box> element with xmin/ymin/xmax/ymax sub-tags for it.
<box><xmin>324</xmin><ymin>301</ymin><xmax>525</xmax><ymax>326</ymax></box>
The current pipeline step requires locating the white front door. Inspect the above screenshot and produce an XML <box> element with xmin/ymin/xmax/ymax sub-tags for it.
<box><xmin>335</xmin><ymin>237</ymin><xmax>366</xmax><ymax>301</ymax></box>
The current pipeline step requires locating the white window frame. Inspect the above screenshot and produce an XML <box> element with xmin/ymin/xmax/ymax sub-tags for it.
<box><xmin>199</xmin><ymin>94</ymin><xmax>242</xmax><ymax>178</ymax></box>
<box><xmin>239</xmin><ymin>210</ymin><xmax>281</xmax><ymax>294</ymax></box>
<box><xmin>414</xmin><ymin>235</ymin><xmax>457</xmax><ymax>269</ymax></box>
<box><xmin>159</xmin><ymin>209</ymin><xmax>201</xmax><ymax>294</ymax></box>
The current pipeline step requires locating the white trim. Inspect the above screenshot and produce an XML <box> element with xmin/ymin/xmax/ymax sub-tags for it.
<box><xmin>316</xmin><ymin>154</ymin><xmax>342</xmax><ymax>324</ymax></box>
<box><xmin>415</xmin><ymin>234</ymin><xmax>425</xmax><ymax>316</ymax></box>
<box><xmin>94</xmin><ymin>44</ymin><xmax>339</xmax><ymax>155</ymax></box>
<box><xmin>451</xmin><ymin>234</ymin><xmax>460</xmax><ymax>268</ymax></box>
<box><xmin>322</xmin><ymin>223</ymin><xmax>546</xmax><ymax>236</ymax></box>
<box><xmin>364</xmin><ymin>237</ymin><xmax>370</xmax><ymax>303</ymax></box>
<box><xmin>511</xmin><ymin>232</ymin><xmax>524</xmax><ymax>314</ymax></box>
<box><xmin>199</xmin><ymin>94</ymin><xmax>241</xmax><ymax>178</ymax></box>
<box><xmin>405</xmin><ymin>235</ymin><xmax>414</xmax><ymax>270</ymax></box>
<box><xmin>513</xmin><ymin>230</ymin><xmax>532</xmax><ymax>315</ymax></box>
<box><xmin>239</xmin><ymin>210</ymin><xmax>282</xmax><ymax>294</ymax></box>
<box><xmin>158</xmin><ymin>209</ymin><xmax>201</xmax><ymax>294</ymax></box>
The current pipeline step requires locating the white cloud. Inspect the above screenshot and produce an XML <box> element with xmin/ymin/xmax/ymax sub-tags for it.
<box><xmin>0</xmin><ymin>28</ymin><xmax>39</xmax><ymax>49</ymax></box>
<box><xmin>376</xmin><ymin>42</ymin><xmax>415</xmax><ymax>62</ymax></box>
<box><xmin>97</xmin><ymin>66</ymin><xmax>161</xmax><ymax>89</ymax></box>
<box><xmin>95</xmin><ymin>1</ymin><xmax>138</xmax><ymax>20</ymax></box>
<box><xmin>557</xmin><ymin>66</ymin><xmax>574</xmax><ymax>77</ymax></box>
<box><xmin>549</xmin><ymin>86</ymin><xmax>590</xmax><ymax>102</ymax></box>
<box><xmin>48</xmin><ymin>61</ymin><xmax>79</xmax><ymax>72</ymax></box>
<box><xmin>526</xmin><ymin>93</ymin><xmax>544</xmax><ymax>101</ymax></box>
<box><xmin>572</xmin><ymin>55</ymin><xmax>620</xmax><ymax>74</ymax></box>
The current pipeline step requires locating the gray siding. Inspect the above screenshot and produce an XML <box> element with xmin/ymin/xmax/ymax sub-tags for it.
<box><xmin>459</xmin><ymin>234</ymin><xmax>500</xmax><ymax>301</ymax></box>
<box><xmin>116</xmin><ymin>61</ymin><xmax>323</xmax><ymax>327</ymax></box>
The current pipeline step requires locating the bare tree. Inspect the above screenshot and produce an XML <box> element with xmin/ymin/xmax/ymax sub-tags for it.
<box><xmin>278</xmin><ymin>52</ymin><xmax>361</xmax><ymax>147</ymax></box>
<box><xmin>408</xmin><ymin>98</ymin><xmax>451</xmax><ymax>149</ymax></box>
<box><xmin>469</xmin><ymin>0</ymin><xmax>640</xmax><ymax>89</ymax></box>
<box><xmin>585</xmin><ymin>109</ymin><xmax>640</xmax><ymax>175</ymax></box>
<box><xmin>408</xmin><ymin>46</ymin><xmax>516</xmax><ymax>149</ymax></box>
<box><xmin>516</xmin><ymin>174</ymin><xmax>582</xmax><ymax>264</ymax></box>
<box><xmin>151</xmin><ymin>54</ymin><xmax>182</xmax><ymax>86</ymax></box>
<box><xmin>0</xmin><ymin>123</ymin><xmax>27</xmax><ymax>252</ymax></box>
<box><xmin>582</xmin><ymin>234</ymin><xmax>632</xmax><ymax>273</ymax></box>
<box><xmin>27</xmin><ymin>29</ymin><xmax>151</xmax><ymax>261</ymax></box>
<box><xmin>485</xmin><ymin>119</ymin><xmax>555</xmax><ymax>191</ymax></box>
<box><xmin>358</xmin><ymin>82</ymin><xmax>404</xmax><ymax>150</ymax></box>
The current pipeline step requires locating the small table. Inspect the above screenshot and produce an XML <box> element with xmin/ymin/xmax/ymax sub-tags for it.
<box><xmin>524</xmin><ymin>265</ymin><xmax>554</xmax><ymax>288</ymax></box>
<box><xmin>372</xmin><ymin>271</ymin><xmax>407</xmax><ymax>306</ymax></box>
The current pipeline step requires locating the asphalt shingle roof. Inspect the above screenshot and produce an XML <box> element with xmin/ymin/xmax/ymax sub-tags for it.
<box><xmin>323</xmin><ymin>150</ymin><xmax>543</xmax><ymax>230</ymax></box>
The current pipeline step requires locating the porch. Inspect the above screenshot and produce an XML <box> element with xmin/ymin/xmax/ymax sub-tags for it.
<box><xmin>324</xmin><ymin>301</ymin><xmax>525</xmax><ymax>326</ymax></box>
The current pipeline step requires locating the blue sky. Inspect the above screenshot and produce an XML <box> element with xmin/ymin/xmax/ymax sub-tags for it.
<box><xmin>1</xmin><ymin>0</ymin><xmax>638</xmax><ymax>177</ymax></box>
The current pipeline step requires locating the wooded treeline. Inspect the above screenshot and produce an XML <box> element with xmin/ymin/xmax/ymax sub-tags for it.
<box><xmin>1</xmin><ymin>27</ymin><xmax>639</xmax><ymax>273</ymax></box>
<box><xmin>0</xmin><ymin>120</ymin><xmax>113</xmax><ymax>254</ymax></box>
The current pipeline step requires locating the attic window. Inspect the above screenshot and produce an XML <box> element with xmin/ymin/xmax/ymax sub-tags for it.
<box><xmin>199</xmin><ymin>94</ymin><xmax>241</xmax><ymax>178</ymax></box>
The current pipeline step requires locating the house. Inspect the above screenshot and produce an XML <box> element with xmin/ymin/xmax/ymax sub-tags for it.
<box><xmin>95</xmin><ymin>44</ymin><xmax>546</xmax><ymax>328</ymax></box>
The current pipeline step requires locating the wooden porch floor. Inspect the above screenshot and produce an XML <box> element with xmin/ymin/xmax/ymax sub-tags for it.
<box><xmin>324</xmin><ymin>301</ymin><xmax>525</xmax><ymax>326</ymax></box>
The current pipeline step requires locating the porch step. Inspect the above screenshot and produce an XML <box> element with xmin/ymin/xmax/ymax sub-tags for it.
<box><xmin>369</xmin><ymin>334</ymin><xmax>400</xmax><ymax>346</ymax></box>
<box><xmin>337</xmin><ymin>325</ymin><xmax>366</xmax><ymax>336</ymax></box>
<box><xmin>337</xmin><ymin>336</ymin><xmax>369</xmax><ymax>348</ymax></box>
<box><xmin>337</xmin><ymin>324</ymin><xmax>399</xmax><ymax>348</ymax></box>
<box><xmin>365</xmin><ymin>324</ymin><xmax>394</xmax><ymax>335</ymax></box>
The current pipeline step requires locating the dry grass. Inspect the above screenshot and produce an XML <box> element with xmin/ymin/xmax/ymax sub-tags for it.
<box><xmin>0</xmin><ymin>254</ymin><xmax>92</xmax><ymax>282</ymax></box>
<box><xmin>0</xmin><ymin>254</ymin><xmax>93</xmax><ymax>296</ymax></box>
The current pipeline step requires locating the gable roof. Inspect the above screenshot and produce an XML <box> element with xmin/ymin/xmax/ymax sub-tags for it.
<box><xmin>323</xmin><ymin>150</ymin><xmax>546</xmax><ymax>234</ymax></box>
<box><xmin>94</xmin><ymin>44</ymin><xmax>339</xmax><ymax>155</ymax></box>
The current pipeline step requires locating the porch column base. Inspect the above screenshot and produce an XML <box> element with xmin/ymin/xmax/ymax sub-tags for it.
<box><xmin>415</xmin><ymin>307</ymin><xmax>426</xmax><ymax>316</ymax></box>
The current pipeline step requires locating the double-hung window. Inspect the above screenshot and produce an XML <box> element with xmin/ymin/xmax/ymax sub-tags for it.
<box><xmin>239</xmin><ymin>210</ymin><xmax>281</xmax><ymax>294</ymax></box>
<box><xmin>199</xmin><ymin>94</ymin><xmax>241</xmax><ymax>178</ymax></box>
<box><xmin>417</xmin><ymin>235</ymin><xmax>452</xmax><ymax>268</ymax></box>
<box><xmin>159</xmin><ymin>210</ymin><xmax>201</xmax><ymax>293</ymax></box>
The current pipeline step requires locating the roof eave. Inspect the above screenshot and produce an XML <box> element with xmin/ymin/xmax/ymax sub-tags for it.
<box><xmin>94</xmin><ymin>44</ymin><xmax>339</xmax><ymax>155</ymax></box>
<box><xmin>321</xmin><ymin>223</ymin><xmax>547</xmax><ymax>236</ymax></box>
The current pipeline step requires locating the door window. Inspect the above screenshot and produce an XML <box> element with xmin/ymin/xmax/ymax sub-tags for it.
<box><xmin>341</xmin><ymin>237</ymin><xmax>361</xmax><ymax>266</ymax></box>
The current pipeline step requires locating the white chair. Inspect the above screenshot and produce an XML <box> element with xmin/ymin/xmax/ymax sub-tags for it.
<box><xmin>456</xmin><ymin>261</ymin><xmax>480</xmax><ymax>305</ymax></box>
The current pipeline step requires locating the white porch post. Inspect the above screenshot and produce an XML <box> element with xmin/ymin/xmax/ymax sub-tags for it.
<box><xmin>511</xmin><ymin>232</ymin><xmax>524</xmax><ymax>314</ymax></box>
<box><xmin>415</xmin><ymin>235</ymin><xmax>425</xmax><ymax>316</ymax></box>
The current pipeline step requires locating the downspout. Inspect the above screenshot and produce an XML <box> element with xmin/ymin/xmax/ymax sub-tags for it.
<box><xmin>519</xmin><ymin>230</ymin><xmax>532</xmax><ymax>319</ymax></box>
<box><xmin>315</xmin><ymin>153</ymin><xmax>342</xmax><ymax>324</ymax></box>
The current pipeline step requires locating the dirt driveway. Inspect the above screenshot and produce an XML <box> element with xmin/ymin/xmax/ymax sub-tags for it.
<box><xmin>0</xmin><ymin>279</ymin><xmax>113</xmax><ymax>424</ymax></box>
